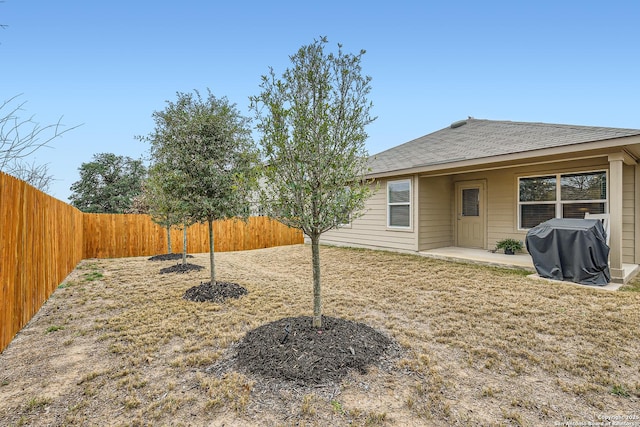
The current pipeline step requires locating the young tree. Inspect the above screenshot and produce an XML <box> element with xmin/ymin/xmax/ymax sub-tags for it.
<box><xmin>144</xmin><ymin>89</ymin><xmax>259</xmax><ymax>285</ymax></box>
<box><xmin>250</xmin><ymin>37</ymin><xmax>376</xmax><ymax>328</ymax></box>
<box><xmin>144</xmin><ymin>162</ymin><xmax>193</xmax><ymax>261</ymax></box>
<box><xmin>69</xmin><ymin>152</ymin><xmax>147</xmax><ymax>213</ymax></box>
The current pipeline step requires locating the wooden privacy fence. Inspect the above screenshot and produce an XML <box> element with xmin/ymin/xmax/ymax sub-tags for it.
<box><xmin>1</xmin><ymin>172</ymin><xmax>84</xmax><ymax>354</ymax></box>
<box><xmin>83</xmin><ymin>214</ymin><xmax>303</xmax><ymax>258</ymax></box>
<box><xmin>1</xmin><ymin>171</ymin><xmax>303</xmax><ymax>353</ymax></box>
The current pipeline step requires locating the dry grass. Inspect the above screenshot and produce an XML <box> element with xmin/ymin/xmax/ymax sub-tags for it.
<box><xmin>0</xmin><ymin>244</ymin><xmax>639</xmax><ymax>426</ymax></box>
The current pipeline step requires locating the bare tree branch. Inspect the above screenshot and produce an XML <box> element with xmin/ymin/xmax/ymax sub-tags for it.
<box><xmin>1</xmin><ymin>0</ymin><xmax>8</xmax><ymax>30</ymax></box>
<box><xmin>5</xmin><ymin>159</ymin><xmax>54</xmax><ymax>192</ymax></box>
<box><xmin>0</xmin><ymin>94</ymin><xmax>82</xmax><ymax>171</ymax></box>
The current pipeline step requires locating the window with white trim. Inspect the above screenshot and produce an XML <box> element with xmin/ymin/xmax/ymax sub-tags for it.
<box><xmin>518</xmin><ymin>170</ymin><xmax>607</xmax><ymax>229</ymax></box>
<box><xmin>336</xmin><ymin>186</ymin><xmax>352</xmax><ymax>228</ymax></box>
<box><xmin>387</xmin><ymin>179</ymin><xmax>411</xmax><ymax>228</ymax></box>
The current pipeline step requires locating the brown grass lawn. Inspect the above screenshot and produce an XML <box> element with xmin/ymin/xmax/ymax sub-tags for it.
<box><xmin>1</xmin><ymin>244</ymin><xmax>639</xmax><ymax>426</ymax></box>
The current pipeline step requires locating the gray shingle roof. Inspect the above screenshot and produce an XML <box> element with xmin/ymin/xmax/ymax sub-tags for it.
<box><xmin>368</xmin><ymin>118</ymin><xmax>640</xmax><ymax>176</ymax></box>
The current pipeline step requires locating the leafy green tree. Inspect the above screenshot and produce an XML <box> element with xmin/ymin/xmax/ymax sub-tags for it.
<box><xmin>145</xmin><ymin>163</ymin><xmax>194</xmax><ymax>261</ymax></box>
<box><xmin>69</xmin><ymin>152</ymin><xmax>147</xmax><ymax>213</ymax></box>
<box><xmin>250</xmin><ymin>37</ymin><xmax>375</xmax><ymax>328</ymax></box>
<box><xmin>144</xmin><ymin>89</ymin><xmax>259</xmax><ymax>285</ymax></box>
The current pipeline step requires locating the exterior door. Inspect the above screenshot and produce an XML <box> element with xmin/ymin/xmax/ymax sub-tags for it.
<box><xmin>456</xmin><ymin>181</ymin><xmax>485</xmax><ymax>248</ymax></box>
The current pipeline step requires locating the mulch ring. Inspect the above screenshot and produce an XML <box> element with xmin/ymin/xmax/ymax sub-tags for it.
<box><xmin>159</xmin><ymin>263</ymin><xmax>204</xmax><ymax>274</ymax></box>
<box><xmin>183</xmin><ymin>281</ymin><xmax>248</xmax><ymax>303</ymax></box>
<box><xmin>235</xmin><ymin>316</ymin><xmax>397</xmax><ymax>385</ymax></box>
<box><xmin>148</xmin><ymin>253</ymin><xmax>194</xmax><ymax>261</ymax></box>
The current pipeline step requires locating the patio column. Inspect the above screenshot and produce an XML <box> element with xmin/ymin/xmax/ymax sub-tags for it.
<box><xmin>413</xmin><ymin>175</ymin><xmax>420</xmax><ymax>251</ymax></box>
<box><xmin>608</xmin><ymin>153</ymin><xmax>625</xmax><ymax>282</ymax></box>
<box><xmin>636</xmin><ymin>163</ymin><xmax>640</xmax><ymax>263</ymax></box>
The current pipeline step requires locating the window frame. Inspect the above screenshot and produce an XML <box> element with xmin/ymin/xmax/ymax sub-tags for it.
<box><xmin>338</xmin><ymin>215</ymin><xmax>352</xmax><ymax>228</ymax></box>
<box><xmin>387</xmin><ymin>178</ymin><xmax>412</xmax><ymax>229</ymax></box>
<box><xmin>333</xmin><ymin>186</ymin><xmax>352</xmax><ymax>228</ymax></box>
<box><xmin>517</xmin><ymin>169</ymin><xmax>608</xmax><ymax>230</ymax></box>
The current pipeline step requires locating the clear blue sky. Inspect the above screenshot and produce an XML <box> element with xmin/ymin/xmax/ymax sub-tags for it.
<box><xmin>2</xmin><ymin>0</ymin><xmax>639</xmax><ymax>202</ymax></box>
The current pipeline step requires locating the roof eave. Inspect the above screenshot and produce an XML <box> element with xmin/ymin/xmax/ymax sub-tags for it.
<box><xmin>366</xmin><ymin>134</ymin><xmax>640</xmax><ymax>180</ymax></box>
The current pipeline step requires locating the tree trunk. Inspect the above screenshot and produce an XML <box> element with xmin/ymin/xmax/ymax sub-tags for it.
<box><xmin>208</xmin><ymin>219</ymin><xmax>216</xmax><ymax>285</ymax></box>
<box><xmin>166</xmin><ymin>225</ymin><xmax>172</xmax><ymax>254</ymax></box>
<box><xmin>311</xmin><ymin>234</ymin><xmax>322</xmax><ymax>328</ymax></box>
<box><xmin>182</xmin><ymin>222</ymin><xmax>187</xmax><ymax>265</ymax></box>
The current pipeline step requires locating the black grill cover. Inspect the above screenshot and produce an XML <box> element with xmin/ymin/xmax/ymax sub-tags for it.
<box><xmin>525</xmin><ymin>218</ymin><xmax>610</xmax><ymax>286</ymax></box>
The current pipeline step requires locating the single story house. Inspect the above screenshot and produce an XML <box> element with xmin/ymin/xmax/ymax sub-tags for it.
<box><xmin>320</xmin><ymin>118</ymin><xmax>640</xmax><ymax>283</ymax></box>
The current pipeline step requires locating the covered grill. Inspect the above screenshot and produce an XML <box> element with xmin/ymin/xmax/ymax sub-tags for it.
<box><xmin>525</xmin><ymin>218</ymin><xmax>610</xmax><ymax>286</ymax></box>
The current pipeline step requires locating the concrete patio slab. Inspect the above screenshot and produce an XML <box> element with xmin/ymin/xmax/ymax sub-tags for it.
<box><xmin>419</xmin><ymin>246</ymin><xmax>535</xmax><ymax>270</ymax></box>
<box><xmin>419</xmin><ymin>246</ymin><xmax>639</xmax><ymax>290</ymax></box>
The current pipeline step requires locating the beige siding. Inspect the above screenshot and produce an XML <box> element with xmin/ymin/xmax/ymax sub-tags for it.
<box><xmin>623</xmin><ymin>164</ymin><xmax>635</xmax><ymax>263</ymax></box>
<box><xmin>319</xmin><ymin>176</ymin><xmax>418</xmax><ymax>252</ymax></box>
<box><xmin>485</xmin><ymin>171</ymin><xmax>517</xmax><ymax>247</ymax></box>
<box><xmin>322</xmin><ymin>155</ymin><xmax>637</xmax><ymax>261</ymax></box>
<box><xmin>448</xmin><ymin>157</ymin><xmax>611</xmax><ymax>250</ymax></box>
<box><xmin>448</xmin><ymin>169</ymin><xmax>522</xmax><ymax>250</ymax></box>
<box><xmin>418</xmin><ymin>175</ymin><xmax>453</xmax><ymax>250</ymax></box>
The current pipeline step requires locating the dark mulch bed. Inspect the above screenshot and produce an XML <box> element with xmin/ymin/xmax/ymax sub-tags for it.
<box><xmin>183</xmin><ymin>281</ymin><xmax>248</xmax><ymax>303</ymax></box>
<box><xmin>159</xmin><ymin>263</ymin><xmax>204</xmax><ymax>274</ymax></box>
<box><xmin>148</xmin><ymin>253</ymin><xmax>194</xmax><ymax>261</ymax></box>
<box><xmin>235</xmin><ymin>316</ymin><xmax>394</xmax><ymax>385</ymax></box>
